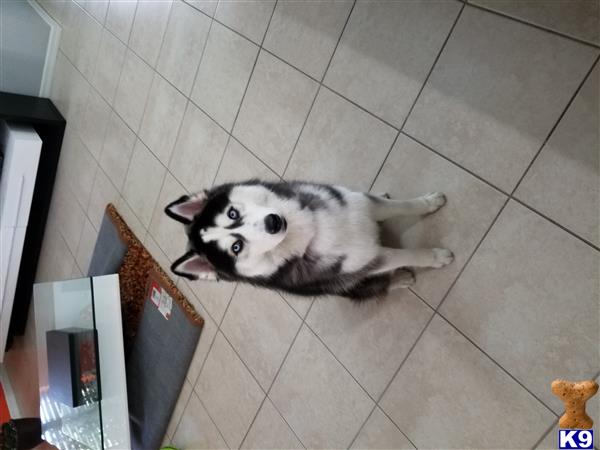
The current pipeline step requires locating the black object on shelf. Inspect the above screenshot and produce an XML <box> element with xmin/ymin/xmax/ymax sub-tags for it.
<box><xmin>46</xmin><ymin>328</ymin><xmax>99</xmax><ymax>408</ymax></box>
<box><xmin>0</xmin><ymin>91</ymin><xmax>65</xmax><ymax>341</ymax></box>
<box><xmin>0</xmin><ymin>418</ymin><xmax>43</xmax><ymax>450</ymax></box>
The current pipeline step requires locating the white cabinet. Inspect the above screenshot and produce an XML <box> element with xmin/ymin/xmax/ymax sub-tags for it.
<box><xmin>0</xmin><ymin>121</ymin><xmax>42</xmax><ymax>362</ymax></box>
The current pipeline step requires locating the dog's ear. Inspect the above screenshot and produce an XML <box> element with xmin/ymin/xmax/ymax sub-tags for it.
<box><xmin>164</xmin><ymin>191</ymin><xmax>208</xmax><ymax>224</ymax></box>
<box><xmin>171</xmin><ymin>250</ymin><xmax>217</xmax><ymax>281</ymax></box>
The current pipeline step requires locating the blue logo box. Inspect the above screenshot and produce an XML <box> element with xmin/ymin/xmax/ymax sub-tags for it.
<box><xmin>558</xmin><ymin>430</ymin><xmax>594</xmax><ymax>449</ymax></box>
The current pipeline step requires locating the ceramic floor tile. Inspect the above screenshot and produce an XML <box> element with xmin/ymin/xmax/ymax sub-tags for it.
<box><xmin>440</xmin><ymin>200</ymin><xmax>600</xmax><ymax>413</ymax></box>
<box><xmin>233</xmin><ymin>51</ymin><xmax>318</xmax><ymax>175</ymax></box>
<box><xmin>285</xmin><ymin>88</ymin><xmax>396</xmax><ymax>191</ymax></box>
<box><xmin>91</xmin><ymin>28</ymin><xmax>127</xmax><ymax>105</ymax></box>
<box><xmin>116</xmin><ymin>195</ymin><xmax>148</xmax><ymax>240</ymax></box>
<box><xmin>169</xmin><ymin>102</ymin><xmax>229</xmax><ymax>193</ymax></box>
<box><xmin>213</xmin><ymin>138</ymin><xmax>280</xmax><ymax>186</ymax></box>
<box><xmin>148</xmin><ymin>172</ymin><xmax>190</xmax><ymax>262</ymax></box>
<box><xmin>47</xmin><ymin>180</ymin><xmax>86</xmax><ymax>255</ymax></box>
<box><xmin>59</xmin><ymin>2</ymin><xmax>84</xmax><ymax>62</ymax></box>
<box><xmin>49</xmin><ymin>52</ymin><xmax>72</xmax><ymax>118</ymax></box>
<box><xmin>78</xmin><ymin>87</ymin><xmax>112</xmax><ymax>161</ymax></box>
<box><xmin>404</xmin><ymin>6</ymin><xmax>598</xmax><ymax>192</ymax></box>
<box><xmin>279</xmin><ymin>292</ymin><xmax>313</xmax><ymax>320</ymax></box>
<box><xmin>191</xmin><ymin>21</ymin><xmax>259</xmax><ymax>131</ymax></box>
<box><xmin>166</xmin><ymin>378</ymin><xmax>193</xmax><ymax>439</ymax></box>
<box><xmin>242</xmin><ymin>398</ymin><xmax>303</xmax><ymax>450</ymax></box>
<box><xmin>176</xmin><ymin>281</ymin><xmax>219</xmax><ymax>386</ymax></box>
<box><xmin>157</xmin><ymin>0</ymin><xmax>211</xmax><ymax>95</ymax></box>
<box><xmin>307</xmin><ymin>290</ymin><xmax>432</xmax><ymax>399</ymax></box>
<box><xmin>87</xmin><ymin>167</ymin><xmax>121</xmax><ymax>230</ymax></box>
<box><xmin>380</xmin><ymin>315</ymin><xmax>555</xmax><ymax>449</ymax></box>
<box><xmin>324</xmin><ymin>0</ymin><xmax>461</xmax><ymax>127</ymax></box>
<box><xmin>196</xmin><ymin>332</ymin><xmax>265</xmax><ymax>448</ymax></box>
<box><xmin>371</xmin><ymin>133</ymin><xmax>507</xmax><ymax>306</ymax></box>
<box><xmin>73</xmin><ymin>9</ymin><xmax>103</xmax><ymax>81</ymax></box>
<box><xmin>516</xmin><ymin>63</ymin><xmax>599</xmax><ymax>246</ymax></box>
<box><xmin>172</xmin><ymin>389</ymin><xmax>228</xmax><ymax>449</ymax></box>
<box><xmin>35</xmin><ymin>225</ymin><xmax>76</xmax><ymax>283</ymax></box>
<box><xmin>80</xmin><ymin>0</ymin><xmax>109</xmax><ymax>24</ymax></box>
<box><xmin>122</xmin><ymin>139</ymin><xmax>167</xmax><ymax>227</ymax></box>
<box><xmin>99</xmin><ymin>111</ymin><xmax>137</xmax><ymax>191</ymax></box>
<box><xmin>183</xmin><ymin>278</ymin><xmax>237</xmax><ymax>324</ymax></box>
<box><xmin>221</xmin><ymin>284</ymin><xmax>302</xmax><ymax>390</ymax></box>
<box><xmin>128</xmin><ymin>0</ymin><xmax>173</xmax><ymax>67</ymax></box>
<box><xmin>58</xmin><ymin>56</ymin><xmax>91</xmax><ymax>135</ymax></box>
<box><xmin>215</xmin><ymin>0</ymin><xmax>276</xmax><ymax>45</ymax></box>
<box><xmin>471</xmin><ymin>0</ymin><xmax>600</xmax><ymax>45</ymax></box>
<box><xmin>184</xmin><ymin>0</ymin><xmax>218</xmax><ymax>17</ymax></box>
<box><xmin>113</xmin><ymin>49</ymin><xmax>154</xmax><ymax>132</ymax></box>
<box><xmin>350</xmin><ymin>407</ymin><xmax>414</xmax><ymax>450</ymax></box>
<box><xmin>59</xmin><ymin>128</ymin><xmax>99</xmax><ymax>210</ymax></box>
<box><xmin>105</xmin><ymin>0</ymin><xmax>138</xmax><ymax>44</ymax></box>
<box><xmin>264</xmin><ymin>0</ymin><xmax>353</xmax><ymax>80</ymax></box>
<box><xmin>139</xmin><ymin>73</ymin><xmax>188</xmax><ymax>166</ymax></box>
<box><xmin>270</xmin><ymin>326</ymin><xmax>374</xmax><ymax>449</ymax></box>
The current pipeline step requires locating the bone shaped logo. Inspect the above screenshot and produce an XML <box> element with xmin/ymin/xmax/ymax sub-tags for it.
<box><xmin>552</xmin><ymin>379</ymin><xmax>599</xmax><ymax>429</ymax></box>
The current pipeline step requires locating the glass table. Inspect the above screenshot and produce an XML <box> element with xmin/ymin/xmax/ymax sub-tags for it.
<box><xmin>33</xmin><ymin>275</ymin><xmax>130</xmax><ymax>450</ymax></box>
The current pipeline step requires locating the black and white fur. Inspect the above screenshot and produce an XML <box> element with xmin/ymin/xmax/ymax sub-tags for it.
<box><xmin>165</xmin><ymin>180</ymin><xmax>453</xmax><ymax>301</ymax></box>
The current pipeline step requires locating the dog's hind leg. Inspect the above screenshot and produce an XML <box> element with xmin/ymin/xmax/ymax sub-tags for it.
<box><xmin>389</xmin><ymin>268</ymin><xmax>416</xmax><ymax>290</ymax></box>
<box><xmin>367</xmin><ymin>192</ymin><xmax>446</xmax><ymax>220</ymax></box>
<box><xmin>370</xmin><ymin>247</ymin><xmax>454</xmax><ymax>275</ymax></box>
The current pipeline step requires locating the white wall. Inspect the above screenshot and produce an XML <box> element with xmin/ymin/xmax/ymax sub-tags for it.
<box><xmin>0</xmin><ymin>0</ymin><xmax>51</xmax><ymax>96</ymax></box>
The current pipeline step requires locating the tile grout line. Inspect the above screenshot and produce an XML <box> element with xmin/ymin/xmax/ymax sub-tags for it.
<box><xmin>368</xmin><ymin>1</ymin><xmax>466</xmax><ymax>192</ymax></box>
<box><xmin>195</xmin><ymin>391</ymin><xmax>232</xmax><ymax>448</ymax></box>
<box><xmin>259</xmin><ymin>299</ymin><xmax>317</xmax><ymax>450</ymax></box>
<box><xmin>171</xmin><ymin>283</ymin><xmax>240</xmax><ymax>443</ymax></box>
<box><xmin>163</xmin><ymin>3</ymin><xmax>215</xmax><ymax>172</ymax></box>
<box><xmin>511</xmin><ymin>198</ymin><xmax>600</xmax><ymax>252</ymax></box>
<box><xmin>509</xmin><ymin>54</ymin><xmax>600</xmax><ymax>196</ymax></box>
<box><xmin>435</xmin><ymin>311</ymin><xmax>559</xmax><ymax>417</ymax></box>
<box><xmin>56</xmin><ymin>47</ymin><xmax>149</xmax><ymax>233</ymax></box>
<box><xmin>530</xmin><ymin>418</ymin><xmax>559</xmax><ymax>450</ymax></box>
<box><xmin>401</xmin><ymin>131</ymin><xmax>509</xmax><ymax>196</ymax></box>
<box><xmin>238</xmin><ymin>320</ymin><xmax>308</xmax><ymax>449</ymax></box>
<box><xmin>220</xmin><ymin>290</ymin><xmax>315</xmax><ymax>449</ymax></box>
<box><xmin>209</xmin><ymin>0</ymin><xmax>279</xmax><ymax>187</ymax></box>
<box><xmin>281</xmin><ymin>0</ymin><xmax>357</xmax><ymax>178</ymax></box>
<box><xmin>466</xmin><ymin>1</ymin><xmax>600</xmax><ymax>50</ymax></box>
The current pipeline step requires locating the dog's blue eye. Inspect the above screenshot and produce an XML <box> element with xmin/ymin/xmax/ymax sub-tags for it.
<box><xmin>231</xmin><ymin>240</ymin><xmax>243</xmax><ymax>255</ymax></box>
<box><xmin>228</xmin><ymin>207</ymin><xmax>239</xmax><ymax>220</ymax></box>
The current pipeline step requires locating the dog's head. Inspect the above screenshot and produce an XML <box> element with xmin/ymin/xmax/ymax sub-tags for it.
<box><xmin>165</xmin><ymin>183</ymin><xmax>289</xmax><ymax>280</ymax></box>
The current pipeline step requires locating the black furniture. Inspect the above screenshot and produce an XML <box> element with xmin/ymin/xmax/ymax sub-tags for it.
<box><xmin>0</xmin><ymin>91</ymin><xmax>65</xmax><ymax>340</ymax></box>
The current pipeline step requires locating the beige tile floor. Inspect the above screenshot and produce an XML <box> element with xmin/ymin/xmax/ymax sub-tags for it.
<box><xmin>9</xmin><ymin>0</ymin><xmax>599</xmax><ymax>448</ymax></box>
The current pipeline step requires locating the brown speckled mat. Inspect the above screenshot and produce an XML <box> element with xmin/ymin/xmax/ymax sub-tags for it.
<box><xmin>104</xmin><ymin>203</ymin><xmax>203</xmax><ymax>352</ymax></box>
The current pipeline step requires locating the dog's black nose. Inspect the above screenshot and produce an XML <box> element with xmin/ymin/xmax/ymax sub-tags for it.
<box><xmin>265</xmin><ymin>214</ymin><xmax>283</xmax><ymax>234</ymax></box>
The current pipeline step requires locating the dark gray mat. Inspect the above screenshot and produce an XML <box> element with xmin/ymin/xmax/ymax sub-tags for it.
<box><xmin>88</xmin><ymin>206</ymin><xmax>203</xmax><ymax>450</ymax></box>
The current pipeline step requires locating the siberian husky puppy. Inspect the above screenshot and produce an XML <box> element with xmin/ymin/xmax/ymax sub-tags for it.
<box><xmin>165</xmin><ymin>180</ymin><xmax>453</xmax><ymax>301</ymax></box>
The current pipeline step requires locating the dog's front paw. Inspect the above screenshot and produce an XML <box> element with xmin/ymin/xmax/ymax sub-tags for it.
<box><xmin>432</xmin><ymin>248</ymin><xmax>454</xmax><ymax>268</ymax></box>
<box><xmin>423</xmin><ymin>192</ymin><xmax>446</xmax><ymax>213</ymax></box>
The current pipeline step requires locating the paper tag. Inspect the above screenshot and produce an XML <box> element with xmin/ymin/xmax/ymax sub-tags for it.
<box><xmin>158</xmin><ymin>289</ymin><xmax>173</xmax><ymax>320</ymax></box>
<box><xmin>149</xmin><ymin>281</ymin><xmax>161</xmax><ymax>307</ymax></box>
